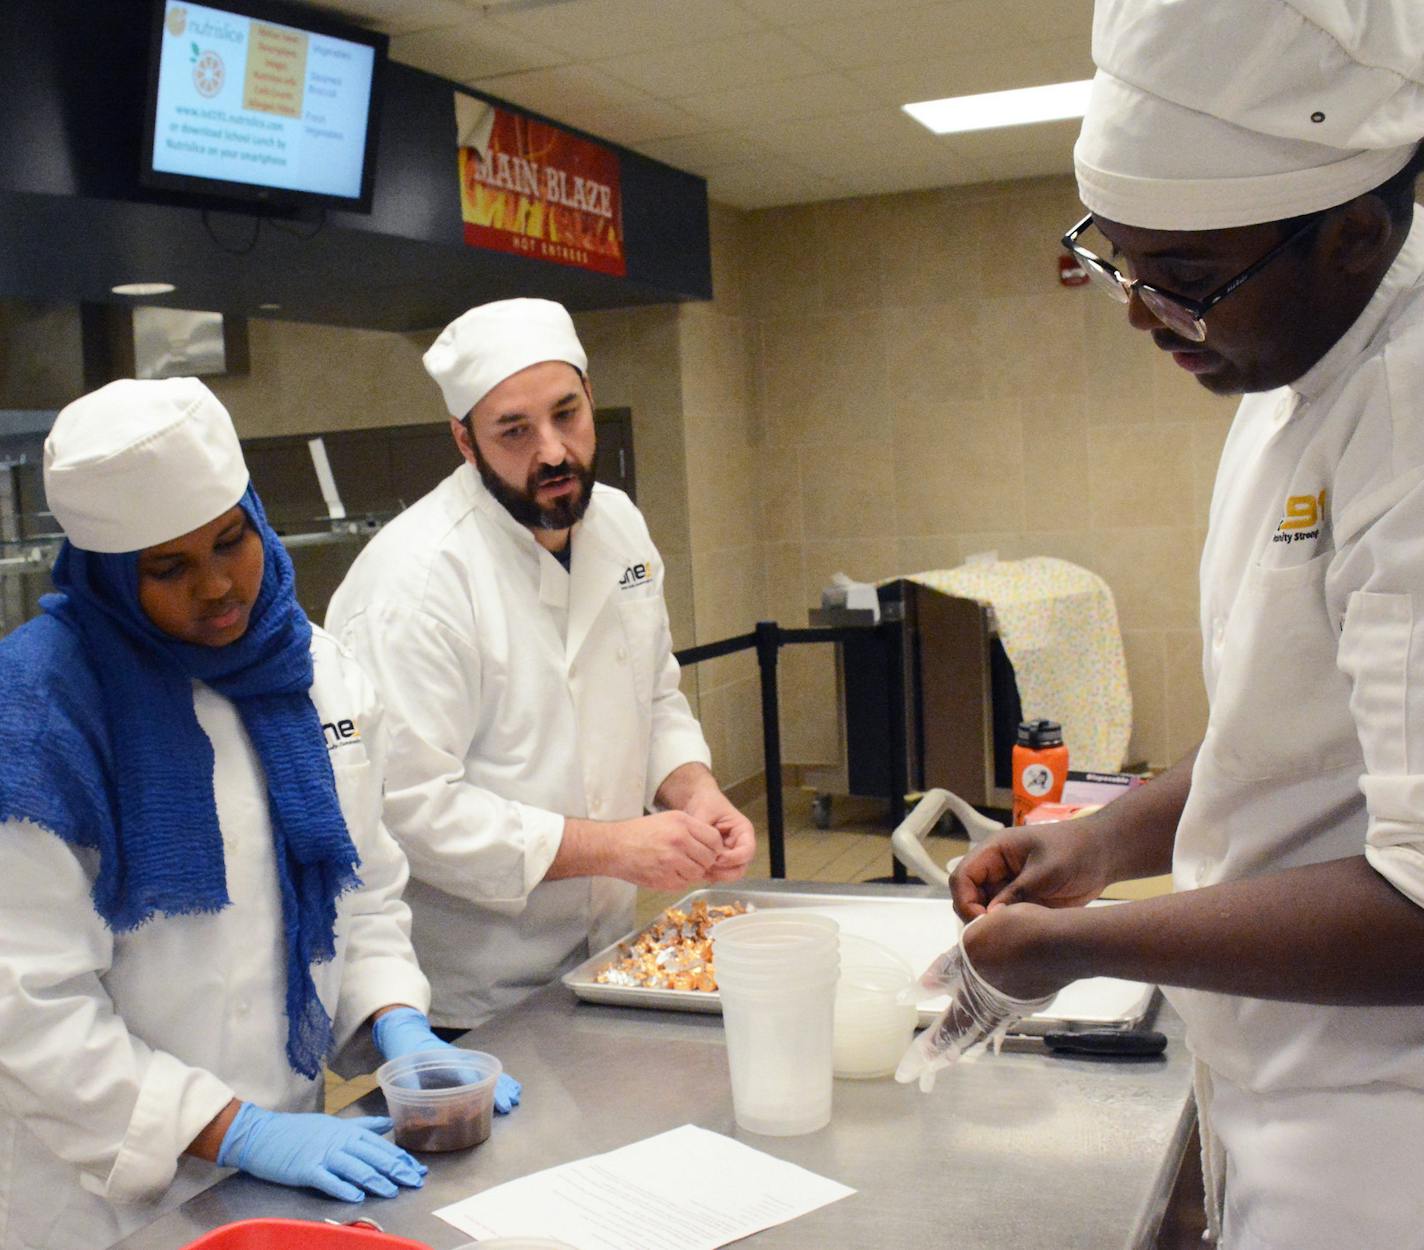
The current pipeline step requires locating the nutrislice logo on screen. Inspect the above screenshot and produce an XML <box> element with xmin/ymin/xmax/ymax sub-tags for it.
<box><xmin>1272</xmin><ymin>488</ymin><xmax>1326</xmax><ymax>546</ymax></box>
<box><xmin>166</xmin><ymin>6</ymin><xmax>187</xmax><ymax>37</ymax></box>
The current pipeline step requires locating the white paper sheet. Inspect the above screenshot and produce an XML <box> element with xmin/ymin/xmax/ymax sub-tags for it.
<box><xmin>434</xmin><ymin>1124</ymin><xmax>854</xmax><ymax>1249</ymax></box>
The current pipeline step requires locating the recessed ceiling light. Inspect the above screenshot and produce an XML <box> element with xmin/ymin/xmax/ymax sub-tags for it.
<box><xmin>111</xmin><ymin>282</ymin><xmax>176</xmax><ymax>296</ymax></box>
<box><xmin>903</xmin><ymin>79</ymin><xmax>1093</xmax><ymax>135</ymax></box>
<box><xmin>258</xmin><ymin>302</ymin><xmax>281</xmax><ymax>311</ymax></box>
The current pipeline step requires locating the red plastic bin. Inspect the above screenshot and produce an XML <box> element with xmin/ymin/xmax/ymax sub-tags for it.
<box><xmin>180</xmin><ymin>1218</ymin><xmax>432</xmax><ymax>1249</ymax></box>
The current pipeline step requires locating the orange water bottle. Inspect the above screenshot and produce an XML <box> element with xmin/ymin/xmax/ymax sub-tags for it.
<box><xmin>1012</xmin><ymin>719</ymin><xmax>1069</xmax><ymax>825</ymax></box>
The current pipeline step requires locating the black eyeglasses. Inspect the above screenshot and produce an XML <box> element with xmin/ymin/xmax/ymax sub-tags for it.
<box><xmin>1060</xmin><ymin>212</ymin><xmax>1324</xmax><ymax>343</ymax></box>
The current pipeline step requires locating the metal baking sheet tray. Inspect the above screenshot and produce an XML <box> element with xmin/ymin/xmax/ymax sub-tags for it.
<box><xmin>562</xmin><ymin>887</ymin><xmax>1156</xmax><ymax>1034</ymax></box>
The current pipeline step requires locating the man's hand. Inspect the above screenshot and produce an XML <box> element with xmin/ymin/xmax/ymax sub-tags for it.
<box><xmin>655</xmin><ymin>762</ymin><xmax>757</xmax><ymax>883</ymax></box>
<box><xmin>681</xmin><ymin>789</ymin><xmax>756</xmax><ymax>882</ymax></box>
<box><xmin>550</xmin><ymin>764</ymin><xmax>756</xmax><ymax>889</ymax></box>
<box><xmin>950</xmin><ymin>821</ymin><xmax>1112</xmax><ymax>921</ymax></box>
<box><xmin>604</xmin><ymin>810</ymin><xmax>726</xmax><ymax>889</ymax></box>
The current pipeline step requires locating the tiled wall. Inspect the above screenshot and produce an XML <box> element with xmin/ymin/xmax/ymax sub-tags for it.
<box><xmin>207</xmin><ymin>322</ymin><xmax>440</xmax><ymax>438</ymax></box>
<box><xmin>0</xmin><ymin>169</ymin><xmax>1241</xmax><ymax>785</ymax></box>
<box><xmin>734</xmin><ymin>173</ymin><xmax>1238</xmax><ymax>774</ymax></box>
<box><xmin>675</xmin><ymin>205</ymin><xmax>768</xmax><ymax>786</ymax></box>
<box><xmin>572</xmin><ymin>209</ymin><xmax>769</xmax><ymax>768</ymax></box>
<box><xmin>572</xmin><ymin>303</ymin><xmax>702</xmax><ymax>713</ymax></box>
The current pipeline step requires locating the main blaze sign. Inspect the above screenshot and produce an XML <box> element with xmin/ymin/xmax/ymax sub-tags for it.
<box><xmin>455</xmin><ymin>93</ymin><xmax>625</xmax><ymax>277</ymax></box>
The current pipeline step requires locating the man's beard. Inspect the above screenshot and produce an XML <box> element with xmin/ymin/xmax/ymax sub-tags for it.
<box><xmin>471</xmin><ymin>438</ymin><xmax>596</xmax><ymax>532</ymax></box>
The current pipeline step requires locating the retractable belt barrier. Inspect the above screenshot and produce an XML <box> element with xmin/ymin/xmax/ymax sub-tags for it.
<box><xmin>674</xmin><ymin>619</ymin><xmax>909</xmax><ymax>881</ymax></box>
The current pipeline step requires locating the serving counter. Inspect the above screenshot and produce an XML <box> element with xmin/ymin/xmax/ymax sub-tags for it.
<box><xmin>115</xmin><ymin>882</ymin><xmax>1196</xmax><ymax>1250</ymax></box>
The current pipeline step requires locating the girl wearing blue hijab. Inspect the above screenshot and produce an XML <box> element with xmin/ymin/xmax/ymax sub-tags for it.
<box><xmin>0</xmin><ymin>379</ymin><xmax>494</xmax><ymax>1250</ymax></box>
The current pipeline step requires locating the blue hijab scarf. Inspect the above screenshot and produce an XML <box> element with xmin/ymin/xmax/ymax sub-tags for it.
<box><xmin>0</xmin><ymin>486</ymin><xmax>359</xmax><ymax>1078</ymax></box>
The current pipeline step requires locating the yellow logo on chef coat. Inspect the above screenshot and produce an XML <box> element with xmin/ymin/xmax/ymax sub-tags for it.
<box><xmin>1272</xmin><ymin>488</ymin><xmax>1326</xmax><ymax>545</ymax></box>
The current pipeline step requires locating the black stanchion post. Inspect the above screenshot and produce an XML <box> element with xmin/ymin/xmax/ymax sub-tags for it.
<box><xmin>882</xmin><ymin>617</ymin><xmax>910</xmax><ymax>883</ymax></box>
<box><xmin>754</xmin><ymin>619</ymin><xmax>787</xmax><ymax>879</ymax></box>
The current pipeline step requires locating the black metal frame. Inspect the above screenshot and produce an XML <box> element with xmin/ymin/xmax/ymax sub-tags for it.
<box><xmin>1060</xmin><ymin>211</ymin><xmax>1324</xmax><ymax>342</ymax></box>
<box><xmin>674</xmin><ymin>618</ymin><xmax>909</xmax><ymax>882</ymax></box>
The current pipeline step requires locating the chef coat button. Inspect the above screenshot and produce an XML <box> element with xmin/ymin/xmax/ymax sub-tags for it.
<box><xmin>234</xmin><ymin>998</ymin><xmax>251</xmax><ymax>1017</ymax></box>
<box><xmin>1212</xmin><ymin>617</ymin><xmax>1226</xmax><ymax>644</ymax></box>
<box><xmin>1194</xmin><ymin>864</ymin><xmax>1207</xmax><ymax>886</ymax></box>
<box><xmin>617</xmin><ymin>646</ymin><xmax>628</xmax><ymax>662</ymax></box>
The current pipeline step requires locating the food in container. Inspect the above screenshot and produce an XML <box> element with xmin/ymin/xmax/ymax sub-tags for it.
<box><xmin>376</xmin><ymin>1050</ymin><xmax>502</xmax><ymax>1152</ymax></box>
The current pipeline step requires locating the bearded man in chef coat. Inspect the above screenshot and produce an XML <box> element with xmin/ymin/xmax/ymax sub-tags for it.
<box><xmin>327</xmin><ymin>298</ymin><xmax>755</xmax><ymax>1033</ymax></box>
<box><xmin>929</xmin><ymin>2</ymin><xmax>1424</xmax><ymax>1246</ymax></box>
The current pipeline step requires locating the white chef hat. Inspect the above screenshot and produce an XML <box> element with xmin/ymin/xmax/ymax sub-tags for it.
<box><xmin>423</xmin><ymin>297</ymin><xmax>588</xmax><ymax>419</ymax></box>
<box><xmin>1075</xmin><ymin>0</ymin><xmax>1424</xmax><ymax>229</ymax></box>
<box><xmin>44</xmin><ymin>377</ymin><xmax>249</xmax><ymax>553</ymax></box>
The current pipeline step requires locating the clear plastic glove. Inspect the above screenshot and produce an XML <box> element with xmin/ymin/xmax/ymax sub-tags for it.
<box><xmin>894</xmin><ymin>921</ymin><xmax>1056</xmax><ymax>1092</ymax></box>
<box><xmin>373</xmin><ymin>1007</ymin><xmax>523</xmax><ymax>1114</ymax></box>
<box><xmin>216</xmin><ymin>1102</ymin><xmax>426</xmax><ymax>1202</ymax></box>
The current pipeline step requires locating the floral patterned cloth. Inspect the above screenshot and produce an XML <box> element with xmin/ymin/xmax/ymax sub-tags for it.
<box><xmin>905</xmin><ymin>557</ymin><xmax>1132</xmax><ymax>772</ymax></box>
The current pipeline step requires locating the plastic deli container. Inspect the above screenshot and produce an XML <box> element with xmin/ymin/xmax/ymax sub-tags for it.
<box><xmin>180</xmin><ymin>1219</ymin><xmax>431</xmax><ymax>1249</ymax></box>
<box><xmin>375</xmin><ymin>1049</ymin><xmax>502</xmax><ymax>1152</ymax></box>
<box><xmin>833</xmin><ymin>936</ymin><xmax>918</xmax><ymax>1080</ymax></box>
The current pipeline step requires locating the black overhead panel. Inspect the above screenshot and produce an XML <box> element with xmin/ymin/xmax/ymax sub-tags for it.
<box><xmin>0</xmin><ymin>0</ymin><xmax>712</xmax><ymax>331</ymax></box>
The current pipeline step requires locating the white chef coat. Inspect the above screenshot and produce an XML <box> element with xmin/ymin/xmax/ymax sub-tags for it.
<box><xmin>326</xmin><ymin>466</ymin><xmax>710</xmax><ymax>1029</ymax></box>
<box><xmin>1166</xmin><ymin>207</ymin><xmax>1424</xmax><ymax>1244</ymax></box>
<box><xmin>0</xmin><ymin>627</ymin><xmax>429</xmax><ymax>1250</ymax></box>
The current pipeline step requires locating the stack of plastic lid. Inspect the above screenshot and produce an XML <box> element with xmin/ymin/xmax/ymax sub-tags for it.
<box><xmin>833</xmin><ymin>935</ymin><xmax>918</xmax><ymax>1080</ymax></box>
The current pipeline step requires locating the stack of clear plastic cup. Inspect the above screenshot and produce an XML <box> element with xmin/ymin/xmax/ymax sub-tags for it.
<box><xmin>833</xmin><ymin>936</ymin><xmax>919</xmax><ymax>1080</ymax></box>
<box><xmin>712</xmin><ymin>912</ymin><xmax>840</xmax><ymax>1136</ymax></box>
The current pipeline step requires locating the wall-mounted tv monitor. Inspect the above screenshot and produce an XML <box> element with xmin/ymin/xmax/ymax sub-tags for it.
<box><xmin>141</xmin><ymin>0</ymin><xmax>387</xmax><ymax>213</ymax></box>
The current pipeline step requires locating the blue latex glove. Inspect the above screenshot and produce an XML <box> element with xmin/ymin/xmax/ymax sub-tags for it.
<box><xmin>373</xmin><ymin>1006</ymin><xmax>523</xmax><ymax>1115</ymax></box>
<box><xmin>216</xmin><ymin>1102</ymin><xmax>426</xmax><ymax>1202</ymax></box>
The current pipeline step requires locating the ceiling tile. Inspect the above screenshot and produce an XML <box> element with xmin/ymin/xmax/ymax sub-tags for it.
<box><xmin>990</xmin><ymin>0</ymin><xmax>1096</xmax><ymax>41</ymax></box>
<box><xmin>631</xmin><ymin>131</ymin><xmax>773</xmax><ymax>174</ymax></box>
<box><xmin>390</xmin><ymin>19</ymin><xmax>569</xmax><ymax>81</ymax></box>
<box><xmin>849</xmin><ymin>35</ymin><xmax>1094</xmax><ymax>106</ymax></box>
<box><xmin>485</xmin><ymin>0</ymin><xmax>761</xmax><ymax>61</ymax></box>
<box><xmin>304</xmin><ymin>0</ymin><xmax>472</xmax><ymax>37</ymax></box>
<box><xmin>831</xmin><ymin>155</ymin><xmax>990</xmax><ymax>196</ymax></box>
<box><xmin>307</xmin><ymin>0</ymin><xmax>1100</xmax><ymax>204</ymax></box>
<box><xmin>593</xmin><ymin>31</ymin><xmax>827</xmax><ymax>99</ymax></box>
<box><xmin>737</xmin><ymin>110</ymin><xmax>954</xmax><ymax>188</ymax></box>
<box><xmin>936</xmin><ymin>116</ymin><xmax>1080</xmax><ymax>164</ymax></box>
<box><xmin>469</xmin><ymin>65</ymin><xmax>704</xmax><ymax>144</ymax></box>
<box><xmin>676</xmin><ymin>72</ymin><xmax>881</xmax><ymax>130</ymax></box>
<box><xmin>782</xmin><ymin>0</ymin><xmax>1042</xmax><ymax>70</ymax></box>
<box><xmin>704</xmin><ymin>159</ymin><xmax>842</xmax><ymax>210</ymax></box>
<box><xmin>952</xmin><ymin>145</ymin><xmax>1075</xmax><ymax>182</ymax></box>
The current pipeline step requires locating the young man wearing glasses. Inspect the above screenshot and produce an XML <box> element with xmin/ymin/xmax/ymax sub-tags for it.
<box><xmin>937</xmin><ymin>1</ymin><xmax>1424</xmax><ymax>1244</ymax></box>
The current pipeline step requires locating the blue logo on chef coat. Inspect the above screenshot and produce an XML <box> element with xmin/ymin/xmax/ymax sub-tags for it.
<box><xmin>619</xmin><ymin>561</ymin><xmax>652</xmax><ymax>589</ymax></box>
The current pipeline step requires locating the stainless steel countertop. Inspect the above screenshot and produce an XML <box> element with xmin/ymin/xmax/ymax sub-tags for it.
<box><xmin>115</xmin><ymin>881</ymin><xmax>1195</xmax><ymax>1250</ymax></box>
